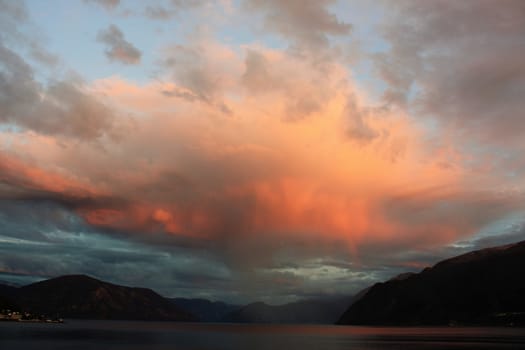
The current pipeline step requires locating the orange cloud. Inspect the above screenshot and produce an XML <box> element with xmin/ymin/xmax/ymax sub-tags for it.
<box><xmin>0</xmin><ymin>150</ymin><xmax>100</xmax><ymax>199</ymax></box>
<box><xmin>0</xmin><ymin>42</ymin><xmax>518</xmax><ymax>266</ymax></box>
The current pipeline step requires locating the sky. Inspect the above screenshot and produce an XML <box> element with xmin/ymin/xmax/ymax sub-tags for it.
<box><xmin>0</xmin><ymin>0</ymin><xmax>524</xmax><ymax>304</ymax></box>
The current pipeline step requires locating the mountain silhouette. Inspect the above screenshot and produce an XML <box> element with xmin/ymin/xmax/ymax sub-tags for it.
<box><xmin>0</xmin><ymin>274</ymin><xmax>194</xmax><ymax>321</ymax></box>
<box><xmin>338</xmin><ymin>240</ymin><xmax>525</xmax><ymax>326</ymax></box>
<box><xmin>170</xmin><ymin>298</ymin><xmax>240</xmax><ymax>322</ymax></box>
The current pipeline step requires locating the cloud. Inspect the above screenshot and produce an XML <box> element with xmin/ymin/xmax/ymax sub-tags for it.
<box><xmin>0</xmin><ymin>199</ymin><xmax>236</xmax><ymax>300</ymax></box>
<box><xmin>163</xmin><ymin>44</ymin><xmax>222</xmax><ymax>102</ymax></box>
<box><xmin>0</xmin><ymin>5</ymin><xmax>120</xmax><ymax>141</ymax></box>
<box><xmin>343</xmin><ymin>94</ymin><xmax>381</xmax><ymax>144</ymax></box>
<box><xmin>144</xmin><ymin>0</ymin><xmax>207</xmax><ymax>20</ymax></box>
<box><xmin>0</xmin><ymin>0</ymin><xmax>60</xmax><ymax>72</ymax></box>
<box><xmin>243</xmin><ymin>0</ymin><xmax>351</xmax><ymax>51</ymax></box>
<box><xmin>0</xmin><ymin>0</ymin><xmax>27</xmax><ymax>23</ymax></box>
<box><xmin>161</xmin><ymin>38</ymin><xmax>240</xmax><ymax>113</ymax></box>
<box><xmin>97</xmin><ymin>24</ymin><xmax>142</xmax><ymax>65</ymax></box>
<box><xmin>2</xmin><ymin>1</ymin><xmax>525</xmax><ymax>302</ymax></box>
<box><xmin>0</xmin><ymin>43</ymin><xmax>122</xmax><ymax>140</ymax></box>
<box><xmin>376</xmin><ymin>0</ymin><xmax>525</xmax><ymax>148</ymax></box>
<box><xmin>3</xmin><ymin>28</ymin><xmax>522</xmax><ymax>299</ymax></box>
<box><xmin>144</xmin><ymin>6</ymin><xmax>174</xmax><ymax>20</ymax></box>
<box><xmin>2</xmin><ymin>66</ymin><xmax>516</xmax><ymax>268</ymax></box>
<box><xmin>241</xmin><ymin>47</ymin><xmax>351</xmax><ymax>121</ymax></box>
<box><xmin>84</xmin><ymin>0</ymin><xmax>120</xmax><ymax>11</ymax></box>
<box><xmin>28</xmin><ymin>42</ymin><xmax>59</xmax><ymax>67</ymax></box>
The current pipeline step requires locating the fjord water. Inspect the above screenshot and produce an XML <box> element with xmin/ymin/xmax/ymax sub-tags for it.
<box><xmin>1</xmin><ymin>321</ymin><xmax>524</xmax><ymax>350</ymax></box>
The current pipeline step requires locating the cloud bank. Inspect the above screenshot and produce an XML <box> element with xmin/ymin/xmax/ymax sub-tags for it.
<box><xmin>0</xmin><ymin>0</ymin><xmax>524</xmax><ymax>303</ymax></box>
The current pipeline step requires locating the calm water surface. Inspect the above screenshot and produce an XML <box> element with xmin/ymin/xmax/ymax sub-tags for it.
<box><xmin>1</xmin><ymin>320</ymin><xmax>524</xmax><ymax>350</ymax></box>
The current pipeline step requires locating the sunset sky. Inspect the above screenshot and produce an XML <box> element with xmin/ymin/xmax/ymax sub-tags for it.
<box><xmin>0</xmin><ymin>0</ymin><xmax>524</xmax><ymax>304</ymax></box>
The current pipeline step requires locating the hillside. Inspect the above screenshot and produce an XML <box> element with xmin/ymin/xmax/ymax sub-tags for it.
<box><xmin>338</xmin><ymin>240</ymin><xmax>525</xmax><ymax>326</ymax></box>
<box><xmin>0</xmin><ymin>275</ymin><xmax>194</xmax><ymax>321</ymax></box>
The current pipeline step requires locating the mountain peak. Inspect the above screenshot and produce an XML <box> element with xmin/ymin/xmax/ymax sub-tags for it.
<box><xmin>431</xmin><ymin>240</ymin><xmax>525</xmax><ymax>270</ymax></box>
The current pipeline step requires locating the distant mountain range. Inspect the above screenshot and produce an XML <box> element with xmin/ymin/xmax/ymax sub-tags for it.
<box><xmin>0</xmin><ymin>274</ymin><xmax>353</xmax><ymax>324</ymax></box>
<box><xmin>0</xmin><ymin>275</ymin><xmax>193</xmax><ymax>321</ymax></box>
<box><xmin>170</xmin><ymin>298</ymin><xmax>240</xmax><ymax>322</ymax></box>
<box><xmin>338</xmin><ymin>240</ymin><xmax>525</xmax><ymax>326</ymax></box>
<box><xmin>223</xmin><ymin>297</ymin><xmax>353</xmax><ymax>324</ymax></box>
<box><xmin>170</xmin><ymin>296</ymin><xmax>353</xmax><ymax>324</ymax></box>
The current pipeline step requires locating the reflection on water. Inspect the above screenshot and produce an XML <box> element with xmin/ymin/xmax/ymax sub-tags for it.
<box><xmin>1</xmin><ymin>320</ymin><xmax>524</xmax><ymax>350</ymax></box>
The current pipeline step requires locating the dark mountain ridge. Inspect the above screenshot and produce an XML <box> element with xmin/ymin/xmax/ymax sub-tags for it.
<box><xmin>338</xmin><ymin>240</ymin><xmax>525</xmax><ymax>326</ymax></box>
<box><xmin>0</xmin><ymin>274</ymin><xmax>194</xmax><ymax>321</ymax></box>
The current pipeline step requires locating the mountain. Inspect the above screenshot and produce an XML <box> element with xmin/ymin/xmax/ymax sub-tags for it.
<box><xmin>0</xmin><ymin>275</ymin><xmax>194</xmax><ymax>321</ymax></box>
<box><xmin>0</xmin><ymin>285</ymin><xmax>19</xmax><ymax>311</ymax></box>
<box><xmin>0</xmin><ymin>283</ymin><xmax>17</xmax><ymax>298</ymax></box>
<box><xmin>338</xmin><ymin>240</ymin><xmax>525</xmax><ymax>326</ymax></box>
<box><xmin>224</xmin><ymin>296</ymin><xmax>353</xmax><ymax>324</ymax></box>
<box><xmin>170</xmin><ymin>298</ymin><xmax>240</xmax><ymax>322</ymax></box>
<box><xmin>0</xmin><ymin>284</ymin><xmax>18</xmax><ymax>310</ymax></box>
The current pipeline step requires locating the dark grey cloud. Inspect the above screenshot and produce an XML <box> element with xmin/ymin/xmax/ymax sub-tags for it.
<box><xmin>0</xmin><ymin>43</ymin><xmax>119</xmax><ymax>140</ymax></box>
<box><xmin>1</xmin><ymin>186</ymin><xmax>523</xmax><ymax>304</ymax></box>
<box><xmin>376</xmin><ymin>0</ymin><xmax>525</xmax><ymax>147</ymax></box>
<box><xmin>97</xmin><ymin>24</ymin><xmax>142</xmax><ymax>65</ymax></box>
<box><xmin>0</xmin><ymin>197</ymin><xmax>383</xmax><ymax>302</ymax></box>
<box><xmin>0</xmin><ymin>4</ymin><xmax>123</xmax><ymax>142</ymax></box>
<box><xmin>0</xmin><ymin>198</ymin><xmax>374</xmax><ymax>304</ymax></box>
<box><xmin>0</xmin><ymin>199</ymin><xmax>235</xmax><ymax>300</ymax></box>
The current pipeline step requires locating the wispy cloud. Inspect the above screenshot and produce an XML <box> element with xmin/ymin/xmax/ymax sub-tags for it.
<box><xmin>84</xmin><ymin>0</ymin><xmax>120</xmax><ymax>11</ymax></box>
<box><xmin>97</xmin><ymin>24</ymin><xmax>142</xmax><ymax>65</ymax></box>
